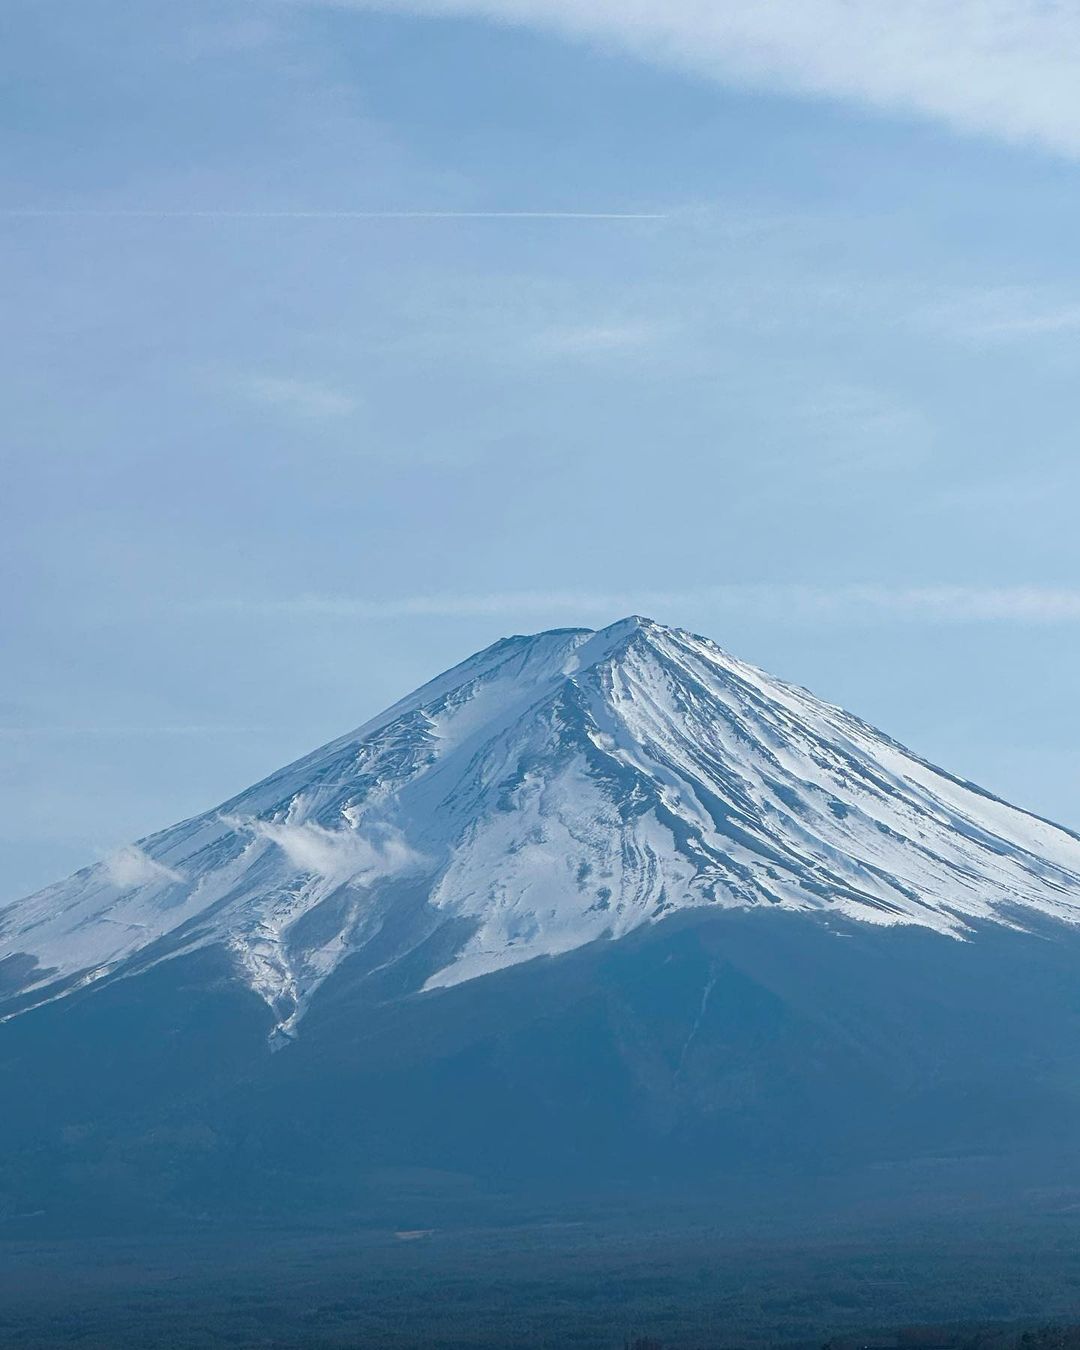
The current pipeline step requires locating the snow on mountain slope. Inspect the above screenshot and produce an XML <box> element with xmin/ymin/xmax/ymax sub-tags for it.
<box><xmin>5</xmin><ymin>615</ymin><xmax>1080</xmax><ymax>1034</ymax></box>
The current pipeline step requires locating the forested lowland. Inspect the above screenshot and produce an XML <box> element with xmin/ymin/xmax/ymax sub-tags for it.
<box><xmin>3</xmin><ymin>1209</ymin><xmax>1080</xmax><ymax>1348</ymax></box>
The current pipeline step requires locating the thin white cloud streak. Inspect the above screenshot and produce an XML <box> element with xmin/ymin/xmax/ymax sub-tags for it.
<box><xmin>201</xmin><ymin>585</ymin><xmax>1080</xmax><ymax>624</ymax></box>
<box><xmin>242</xmin><ymin>374</ymin><xmax>357</xmax><ymax>419</ymax></box>
<box><xmin>532</xmin><ymin>320</ymin><xmax>664</xmax><ymax>358</ymax></box>
<box><xmin>0</xmin><ymin>725</ymin><xmax>265</xmax><ymax>739</ymax></box>
<box><xmin>305</xmin><ymin>0</ymin><xmax>1080</xmax><ymax>158</ymax></box>
<box><xmin>0</xmin><ymin>209</ymin><xmax>665</xmax><ymax>221</ymax></box>
<box><xmin>976</xmin><ymin>309</ymin><xmax>1080</xmax><ymax>340</ymax></box>
<box><xmin>922</xmin><ymin>288</ymin><xmax>1080</xmax><ymax>344</ymax></box>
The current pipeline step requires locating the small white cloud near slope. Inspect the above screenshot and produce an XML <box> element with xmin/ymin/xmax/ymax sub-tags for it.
<box><xmin>231</xmin><ymin>815</ymin><xmax>422</xmax><ymax>883</ymax></box>
<box><xmin>103</xmin><ymin>845</ymin><xmax>184</xmax><ymax>888</ymax></box>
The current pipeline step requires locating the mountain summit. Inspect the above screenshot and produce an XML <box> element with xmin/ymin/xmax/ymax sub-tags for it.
<box><xmin>5</xmin><ymin>616</ymin><xmax>1080</xmax><ymax>1038</ymax></box>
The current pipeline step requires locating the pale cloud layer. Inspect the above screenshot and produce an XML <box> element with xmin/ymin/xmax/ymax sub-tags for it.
<box><xmin>0</xmin><ymin>725</ymin><xmax>265</xmax><ymax>739</ymax></box>
<box><xmin>305</xmin><ymin>0</ymin><xmax>1080</xmax><ymax>157</ymax></box>
<box><xmin>204</xmin><ymin>584</ymin><xmax>1080</xmax><ymax>624</ymax></box>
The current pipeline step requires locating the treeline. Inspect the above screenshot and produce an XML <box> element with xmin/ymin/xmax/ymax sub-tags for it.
<box><xmin>3</xmin><ymin>1321</ymin><xmax>1080</xmax><ymax>1348</ymax></box>
<box><xmin>822</xmin><ymin>1324</ymin><xmax>1080</xmax><ymax>1350</ymax></box>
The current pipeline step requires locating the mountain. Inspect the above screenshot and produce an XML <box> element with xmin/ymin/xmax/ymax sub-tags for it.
<box><xmin>5</xmin><ymin>616</ymin><xmax>1080</xmax><ymax>1230</ymax></box>
<box><xmin>6</xmin><ymin>616</ymin><xmax>1080</xmax><ymax>1033</ymax></box>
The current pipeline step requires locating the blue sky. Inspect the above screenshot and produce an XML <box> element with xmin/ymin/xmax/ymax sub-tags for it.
<box><xmin>5</xmin><ymin>0</ymin><xmax>1080</xmax><ymax>901</ymax></box>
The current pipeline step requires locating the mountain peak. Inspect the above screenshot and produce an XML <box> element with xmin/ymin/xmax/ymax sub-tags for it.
<box><xmin>5</xmin><ymin>620</ymin><xmax>1080</xmax><ymax>1035</ymax></box>
<box><xmin>595</xmin><ymin>613</ymin><xmax>661</xmax><ymax>637</ymax></box>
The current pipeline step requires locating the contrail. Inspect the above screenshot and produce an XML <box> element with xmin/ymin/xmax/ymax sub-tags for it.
<box><xmin>0</xmin><ymin>208</ymin><xmax>666</xmax><ymax>221</ymax></box>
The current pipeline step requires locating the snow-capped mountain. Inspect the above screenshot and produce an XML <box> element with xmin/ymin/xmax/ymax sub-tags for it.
<box><xmin>5</xmin><ymin>615</ymin><xmax>1080</xmax><ymax>1038</ymax></box>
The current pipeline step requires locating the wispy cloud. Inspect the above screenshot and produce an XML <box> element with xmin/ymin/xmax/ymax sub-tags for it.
<box><xmin>532</xmin><ymin>320</ymin><xmax>664</xmax><ymax>358</ymax></box>
<box><xmin>103</xmin><ymin>844</ymin><xmax>184</xmax><ymax>888</ymax></box>
<box><xmin>197</xmin><ymin>584</ymin><xmax>1080</xmax><ymax>624</ymax></box>
<box><xmin>241</xmin><ymin>374</ymin><xmax>358</xmax><ymax>419</ymax></box>
<box><xmin>922</xmin><ymin>287</ymin><xmax>1080</xmax><ymax>344</ymax></box>
<box><xmin>308</xmin><ymin>0</ymin><xmax>1080</xmax><ymax>158</ymax></box>
<box><xmin>226</xmin><ymin>815</ymin><xmax>423</xmax><ymax>883</ymax></box>
<box><xmin>0</xmin><ymin>725</ymin><xmax>265</xmax><ymax>739</ymax></box>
